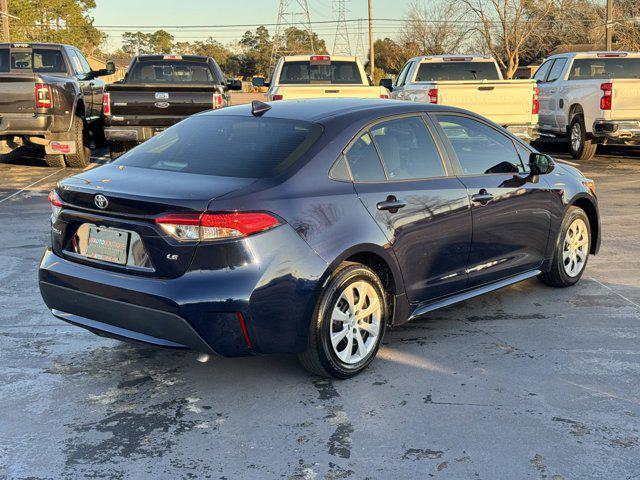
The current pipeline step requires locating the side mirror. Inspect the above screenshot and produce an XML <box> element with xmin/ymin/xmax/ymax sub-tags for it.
<box><xmin>529</xmin><ymin>153</ymin><xmax>555</xmax><ymax>175</ymax></box>
<box><xmin>95</xmin><ymin>60</ymin><xmax>116</xmax><ymax>77</ymax></box>
<box><xmin>252</xmin><ymin>77</ymin><xmax>265</xmax><ymax>88</ymax></box>
<box><xmin>379</xmin><ymin>78</ymin><xmax>393</xmax><ymax>91</ymax></box>
<box><xmin>227</xmin><ymin>79</ymin><xmax>242</xmax><ymax>91</ymax></box>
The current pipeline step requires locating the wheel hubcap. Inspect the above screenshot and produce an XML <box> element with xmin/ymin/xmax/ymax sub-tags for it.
<box><xmin>570</xmin><ymin>123</ymin><xmax>582</xmax><ymax>152</ymax></box>
<box><xmin>330</xmin><ymin>280</ymin><xmax>382</xmax><ymax>365</ymax></box>
<box><xmin>563</xmin><ymin>218</ymin><xmax>589</xmax><ymax>277</ymax></box>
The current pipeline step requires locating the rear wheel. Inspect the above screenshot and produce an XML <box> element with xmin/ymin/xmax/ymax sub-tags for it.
<box><xmin>538</xmin><ymin>206</ymin><xmax>591</xmax><ymax>287</ymax></box>
<box><xmin>569</xmin><ymin>115</ymin><xmax>597</xmax><ymax>160</ymax></box>
<box><xmin>299</xmin><ymin>262</ymin><xmax>388</xmax><ymax>378</ymax></box>
<box><xmin>44</xmin><ymin>153</ymin><xmax>65</xmax><ymax>168</ymax></box>
<box><xmin>64</xmin><ymin>116</ymin><xmax>91</xmax><ymax>168</ymax></box>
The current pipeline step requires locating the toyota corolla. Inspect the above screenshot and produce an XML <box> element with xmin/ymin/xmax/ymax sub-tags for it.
<box><xmin>39</xmin><ymin>98</ymin><xmax>600</xmax><ymax>378</ymax></box>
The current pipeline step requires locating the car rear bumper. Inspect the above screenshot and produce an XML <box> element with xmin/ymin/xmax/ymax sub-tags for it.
<box><xmin>593</xmin><ymin>120</ymin><xmax>640</xmax><ymax>143</ymax></box>
<box><xmin>104</xmin><ymin>126</ymin><xmax>164</xmax><ymax>142</ymax></box>
<box><xmin>0</xmin><ymin>113</ymin><xmax>53</xmax><ymax>136</ymax></box>
<box><xmin>504</xmin><ymin>124</ymin><xmax>539</xmax><ymax>142</ymax></box>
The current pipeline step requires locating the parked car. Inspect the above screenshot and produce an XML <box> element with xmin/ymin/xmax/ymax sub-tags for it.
<box><xmin>265</xmin><ymin>54</ymin><xmax>389</xmax><ymax>101</ymax></box>
<box><xmin>385</xmin><ymin>55</ymin><xmax>540</xmax><ymax>143</ymax></box>
<box><xmin>534</xmin><ymin>51</ymin><xmax>640</xmax><ymax>160</ymax></box>
<box><xmin>39</xmin><ymin>98</ymin><xmax>600</xmax><ymax>378</ymax></box>
<box><xmin>103</xmin><ymin>54</ymin><xmax>239</xmax><ymax>160</ymax></box>
<box><xmin>0</xmin><ymin>42</ymin><xmax>112</xmax><ymax>167</ymax></box>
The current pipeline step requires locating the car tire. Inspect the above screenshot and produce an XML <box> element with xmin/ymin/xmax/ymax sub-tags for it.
<box><xmin>109</xmin><ymin>141</ymin><xmax>131</xmax><ymax>161</ymax></box>
<box><xmin>44</xmin><ymin>153</ymin><xmax>65</xmax><ymax>168</ymax></box>
<box><xmin>538</xmin><ymin>206</ymin><xmax>591</xmax><ymax>288</ymax></box>
<box><xmin>299</xmin><ymin>262</ymin><xmax>388</xmax><ymax>378</ymax></box>
<box><xmin>569</xmin><ymin>115</ymin><xmax>597</xmax><ymax>160</ymax></box>
<box><xmin>64</xmin><ymin>116</ymin><xmax>91</xmax><ymax>168</ymax></box>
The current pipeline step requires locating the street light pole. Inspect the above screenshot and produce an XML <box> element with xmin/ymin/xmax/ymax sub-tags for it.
<box><xmin>368</xmin><ymin>0</ymin><xmax>374</xmax><ymax>78</ymax></box>
<box><xmin>606</xmin><ymin>0</ymin><xmax>613</xmax><ymax>50</ymax></box>
<box><xmin>1</xmin><ymin>0</ymin><xmax>9</xmax><ymax>42</ymax></box>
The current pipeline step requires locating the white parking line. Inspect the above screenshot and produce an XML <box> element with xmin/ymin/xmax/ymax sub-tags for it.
<box><xmin>0</xmin><ymin>168</ymin><xmax>65</xmax><ymax>205</ymax></box>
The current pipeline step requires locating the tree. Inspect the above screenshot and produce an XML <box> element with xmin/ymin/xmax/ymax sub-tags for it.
<box><xmin>372</xmin><ymin>38</ymin><xmax>405</xmax><ymax>75</ymax></box>
<box><xmin>148</xmin><ymin>30</ymin><xmax>174</xmax><ymax>54</ymax></box>
<box><xmin>457</xmin><ymin>0</ymin><xmax>556</xmax><ymax>78</ymax></box>
<box><xmin>283</xmin><ymin>27</ymin><xmax>328</xmax><ymax>55</ymax></box>
<box><xmin>614</xmin><ymin>0</ymin><xmax>640</xmax><ymax>51</ymax></box>
<box><xmin>122</xmin><ymin>30</ymin><xmax>174</xmax><ymax>55</ymax></box>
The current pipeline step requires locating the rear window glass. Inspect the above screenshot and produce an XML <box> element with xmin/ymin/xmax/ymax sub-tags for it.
<box><xmin>0</xmin><ymin>48</ymin><xmax>8</xmax><ymax>72</ymax></box>
<box><xmin>568</xmin><ymin>58</ymin><xmax>640</xmax><ymax>80</ymax></box>
<box><xmin>279</xmin><ymin>61</ymin><xmax>363</xmax><ymax>84</ymax></box>
<box><xmin>9</xmin><ymin>49</ymin><xmax>66</xmax><ymax>73</ymax></box>
<box><xmin>117</xmin><ymin>115</ymin><xmax>323</xmax><ymax>178</ymax></box>
<box><xmin>128</xmin><ymin>60</ymin><xmax>214</xmax><ymax>84</ymax></box>
<box><xmin>415</xmin><ymin>61</ymin><xmax>500</xmax><ymax>81</ymax></box>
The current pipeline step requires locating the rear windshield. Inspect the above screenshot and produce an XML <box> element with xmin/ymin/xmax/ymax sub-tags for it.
<box><xmin>128</xmin><ymin>60</ymin><xmax>214</xmax><ymax>84</ymax></box>
<box><xmin>279</xmin><ymin>61</ymin><xmax>363</xmax><ymax>84</ymax></box>
<box><xmin>117</xmin><ymin>115</ymin><xmax>323</xmax><ymax>178</ymax></box>
<box><xmin>568</xmin><ymin>58</ymin><xmax>640</xmax><ymax>80</ymax></box>
<box><xmin>1</xmin><ymin>49</ymin><xmax>66</xmax><ymax>73</ymax></box>
<box><xmin>415</xmin><ymin>61</ymin><xmax>500</xmax><ymax>81</ymax></box>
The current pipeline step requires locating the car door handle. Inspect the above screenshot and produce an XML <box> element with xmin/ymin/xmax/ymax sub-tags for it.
<box><xmin>377</xmin><ymin>196</ymin><xmax>406</xmax><ymax>212</ymax></box>
<box><xmin>471</xmin><ymin>190</ymin><xmax>494</xmax><ymax>205</ymax></box>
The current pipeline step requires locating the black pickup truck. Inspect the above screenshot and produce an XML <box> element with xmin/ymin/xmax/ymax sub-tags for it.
<box><xmin>0</xmin><ymin>42</ymin><xmax>113</xmax><ymax>167</ymax></box>
<box><xmin>104</xmin><ymin>54</ymin><xmax>239</xmax><ymax>159</ymax></box>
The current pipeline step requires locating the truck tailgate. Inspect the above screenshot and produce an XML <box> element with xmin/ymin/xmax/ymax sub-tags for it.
<box><xmin>0</xmin><ymin>73</ymin><xmax>36</xmax><ymax>115</ymax></box>
<box><xmin>610</xmin><ymin>79</ymin><xmax>640</xmax><ymax>120</ymax></box>
<box><xmin>275</xmin><ymin>85</ymin><xmax>383</xmax><ymax>100</ymax></box>
<box><xmin>426</xmin><ymin>80</ymin><xmax>536</xmax><ymax>125</ymax></box>
<box><xmin>106</xmin><ymin>84</ymin><xmax>219</xmax><ymax>117</ymax></box>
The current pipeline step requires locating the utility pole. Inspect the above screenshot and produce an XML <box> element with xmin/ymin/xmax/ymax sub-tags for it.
<box><xmin>605</xmin><ymin>0</ymin><xmax>613</xmax><ymax>50</ymax></box>
<box><xmin>1</xmin><ymin>0</ymin><xmax>9</xmax><ymax>43</ymax></box>
<box><xmin>368</xmin><ymin>0</ymin><xmax>374</xmax><ymax>78</ymax></box>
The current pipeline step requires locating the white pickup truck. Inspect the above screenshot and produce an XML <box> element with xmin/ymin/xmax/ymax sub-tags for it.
<box><xmin>534</xmin><ymin>51</ymin><xmax>640</xmax><ymax>160</ymax></box>
<box><xmin>386</xmin><ymin>55</ymin><xmax>540</xmax><ymax>142</ymax></box>
<box><xmin>265</xmin><ymin>55</ymin><xmax>389</xmax><ymax>101</ymax></box>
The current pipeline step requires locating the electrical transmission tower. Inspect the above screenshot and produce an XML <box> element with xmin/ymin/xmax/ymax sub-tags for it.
<box><xmin>354</xmin><ymin>19</ymin><xmax>366</xmax><ymax>62</ymax></box>
<box><xmin>270</xmin><ymin>0</ymin><xmax>315</xmax><ymax>72</ymax></box>
<box><xmin>332</xmin><ymin>0</ymin><xmax>351</xmax><ymax>56</ymax></box>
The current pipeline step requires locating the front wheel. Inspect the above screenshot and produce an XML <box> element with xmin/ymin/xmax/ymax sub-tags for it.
<box><xmin>538</xmin><ymin>206</ymin><xmax>591</xmax><ymax>287</ymax></box>
<box><xmin>299</xmin><ymin>262</ymin><xmax>388</xmax><ymax>378</ymax></box>
<box><xmin>569</xmin><ymin>115</ymin><xmax>597</xmax><ymax>160</ymax></box>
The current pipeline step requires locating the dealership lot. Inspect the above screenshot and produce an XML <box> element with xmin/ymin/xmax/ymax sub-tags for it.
<box><xmin>0</xmin><ymin>145</ymin><xmax>639</xmax><ymax>479</ymax></box>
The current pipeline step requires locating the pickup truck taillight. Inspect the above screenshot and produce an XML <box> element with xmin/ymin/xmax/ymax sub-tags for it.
<box><xmin>35</xmin><ymin>84</ymin><xmax>53</xmax><ymax>109</ymax></box>
<box><xmin>427</xmin><ymin>88</ymin><xmax>438</xmax><ymax>104</ymax></box>
<box><xmin>532</xmin><ymin>87</ymin><xmax>540</xmax><ymax>114</ymax></box>
<box><xmin>600</xmin><ymin>82</ymin><xmax>612</xmax><ymax>110</ymax></box>
<box><xmin>272</xmin><ymin>94</ymin><xmax>283</xmax><ymax>101</ymax></box>
<box><xmin>212</xmin><ymin>93</ymin><xmax>223</xmax><ymax>109</ymax></box>
<box><xmin>380</xmin><ymin>94</ymin><xmax>389</xmax><ymax>99</ymax></box>
<box><xmin>102</xmin><ymin>92</ymin><xmax>111</xmax><ymax>116</ymax></box>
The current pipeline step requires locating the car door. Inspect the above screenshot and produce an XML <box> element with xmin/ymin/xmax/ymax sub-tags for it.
<box><xmin>432</xmin><ymin>113</ymin><xmax>553</xmax><ymax>288</ymax></box>
<box><xmin>66</xmin><ymin>48</ymin><xmax>94</xmax><ymax>120</ymax></box>
<box><xmin>346</xmin><ymin>114</ymin><xmax>472</xmax><ymax>304</ymax></box>
<box><xmin>544</xmin><ymin>57</ymin><xmax>568</xmax><ymax>131</ymax></box>
<box><xmin>389</xmin><ymin>60</ymin><xmax>414</xmax><ymax>100</ymax></box>
<box><xmin>75</xmin><ymin>49</ymin><xmax>105</xmax><ymax>121</ymax></box>
<box><xmin>533</xmin><ymin>59</ymin><xmax>555</xmax><ymax>129</ymax></box>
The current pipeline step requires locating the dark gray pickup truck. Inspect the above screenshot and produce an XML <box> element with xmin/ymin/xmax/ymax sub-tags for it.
<box><xmin>104</xmin><ymin>54</ymin><xmax>239</xmax><ymax>160</ymax></box>
<box><xmin>0</xmin><ymin>43</ymin><xmax>113</xmax><ymax>167</ymax></box>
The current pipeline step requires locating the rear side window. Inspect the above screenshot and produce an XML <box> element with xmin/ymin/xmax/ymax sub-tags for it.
<box><xmin>370</xmin><ymin>116</ymin><xmax>446</xmax><ymax>180</ymax></box>
<box><xmin>128</xmin><ymin>60</ymin><xmax>214</xmax><ymax>84</ymax></box>
<box><xmin>0</xmin><ymin>48</ymin><xmax>8</xmax><ymax>72</ymax></box>
<box><xmin>117</xmin><ymin>116</ymin><xmax>323</xmax><ymax>178</ymax></box>
<box><xmin>345</xmin><ymin>133</ymin><xmax>386</xmax><ymax>182</ymax></box>
<box><xmin>10</xmin><ymin>49</ymin><xmax>66</xmax><ymax>73</ymax></box>
<box><xmin>436</xmin><ymin>115</ymin><xmax>525</xmax><ymax>175</ymax></box>
<box><xmin>568</xmin><ymin>58</ymin><xmax>640</xmax><ymax>80</ymax></box>
<box><xmin>279</xmin><ymin>61</ymin><xmax>362</xmax><ymax>84</ymax></box>
<box><xmin>415</xmin><ymin>62</ymin><xmax>500</xmax><ymax>81</ymax></box>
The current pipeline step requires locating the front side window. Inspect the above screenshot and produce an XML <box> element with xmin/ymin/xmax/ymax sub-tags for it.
<box><xmin>279</xmin><ymin>61</ymin><xmax>363</xmax><ymax>84</ymax></box>
<box><xmin>436</xmin><ymin>115</ymin><xmax>525</xmax><ymax>175</ymax></box>
<box><xmin>568</xmin><ymin>57</ymin><xmax>640</xmax><ymax>80</ymax></box>
<box><xmin>533</xmin><ymin>59</ymin><xmax>554</xmax><ymax>82</ymax></box>
<box><xmin>117</xmin><ymin>115</ymin><xmax>323</xmax><ymax>178</ymax></box>
<box><xmin>546</xmin><ymin>58</ymin><xmax>567</xmax><ymax>82</ymax></box>
<box><xmin>345</xmin><ymin>133</ymin><xmax>386</xmax><ymax>182</ymax></box>
<box><xmin>128</xmin><ymin>61</ymin><xmax>214</xmax><ymax>84</ymax></box>
<box><xmin>370</xmin><ymin>116</ymin><xmax>446</xmax><ymax>180</ymax></box>
<box><xmin>75</xmin><ymin>49</ymin><xmax>92</xmax><ymax>74</ymax></box>
<box><xmin>394</xmin><ymin>61</ymin><xmax>413</xmax><ymax>87</ymax></box>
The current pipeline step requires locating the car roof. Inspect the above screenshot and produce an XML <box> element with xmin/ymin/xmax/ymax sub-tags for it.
<box><xmin>546</xmin><ymin>51</ymin><xmax>640</xmax><ymax>60</ymax></box>
<box><xmin>0</xmin><ymin>42</ymin><xmax>66</xmax><ymax>49</ymax></box>
<box><xmin>410</xmin><ymin>54</ymin><xmax>494</xmax><ymax>62</ymax></box>
<box><xmin>280</xmin><ymin>54</ymin><xmax>358</xmax><ymax>62</ymax></box>
<box><xmin>200</xmin><ymin>98</ymin><xmax>471</xmax><ymax>123</ymax></box>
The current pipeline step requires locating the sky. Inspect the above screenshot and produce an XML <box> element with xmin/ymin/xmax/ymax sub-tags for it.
<box><xmin>91</xmin><ymin>0</ymin><xmax>415</xmax><ymax>53</ymax></box>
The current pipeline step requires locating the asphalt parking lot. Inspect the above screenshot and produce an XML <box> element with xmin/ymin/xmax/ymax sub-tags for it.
<box><xmin>0</xmin><ymin>143</ymin><xmax>639</xmax><ymax>480</ymax></box>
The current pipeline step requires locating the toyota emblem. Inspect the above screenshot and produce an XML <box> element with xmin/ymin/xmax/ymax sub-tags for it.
<box><xmin>94</xmin><ymin>194</ymin><xmax>108</xmax><ymax>209</ymax></box>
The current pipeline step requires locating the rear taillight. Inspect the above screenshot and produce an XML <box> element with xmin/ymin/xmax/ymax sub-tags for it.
<box><xmin>48</xmin><ymin>190</ymin><xmax>62</xmax><ymax>220</ymax></box>
<box><xmin>212</xmin><ymin>93</ymin><xmax>223</xmax><ymax>109</ymax></box>
<box><xmin>600</xmin><ymin>82</ymin><xmax>612</xmax><ymax>110</ymax></box>
<box><xmin>155</xmin><ymin>212</ymin><xmax>281</xmax><ymax>242</ymax></box>
<box><xmin>102</xmin><ymin>92</ymin><xmax>111</xmax><ymax>116</ymax></box>
<box><xmin>427</xmin><ymin>88</ymin><xmax>438</xmax><ymax>104</ymax></box>
<box><xmin>35</xmin><ymin>83</ymin><xmax>53</xmax><ymax>109</ymax></box>
<box><xmin>532</xmin><ymin>87</ymin><xmax>540</xmax><ymax>114</ymax></box>
<box><xmin>380</xmin><ymin>94</ymin><xmax>389</xmax><ymax>99</ymax></box>
<box><xmin>272</xmin><ymin>94</ymin><xmax>283</xmax><ymax>101</ymax></box>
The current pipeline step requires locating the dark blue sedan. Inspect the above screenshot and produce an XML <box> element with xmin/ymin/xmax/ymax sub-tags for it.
<box><xmin>39</xmin><ymin>99</ymin><xmax>600</xmax><ymax>378</ymax></box>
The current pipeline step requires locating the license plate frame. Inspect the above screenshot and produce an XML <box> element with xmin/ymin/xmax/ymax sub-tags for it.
<box><xmin>86</xmin><ymin>226</ymin><xmax>130</xmax><ymax>265</ymax></box>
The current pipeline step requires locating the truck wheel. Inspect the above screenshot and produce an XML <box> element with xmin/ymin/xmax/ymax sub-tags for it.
<box><xmin>109</xmin><ymin>141</ymin><xmax>131</xmax><ymax>160</ymax></box>
<box><xmin>569</xmin><ymin>115</ymin><xmax>597</xmax><ymax>160</ymax></box>
<box><xmin>64</xmin><ymin>116</ymin><xmax>91</xmax><ymax>168</ymax></box>
<box><xmin>44</xmin><ymin>154</ymin><xmax>65</xmax><ymax>168</ymax></box>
